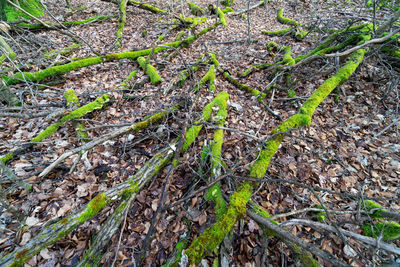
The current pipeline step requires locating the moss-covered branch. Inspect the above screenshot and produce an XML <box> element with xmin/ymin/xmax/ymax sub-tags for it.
<box><xmin>3</xmin><ymin>21</ymin><xmax>219</xmax><ymax>85</ymax></box>
<box><xmin>137</xmin><ymin>56</ymin><xmax>162</xmax><ymax>85</ymax></box>
<box><xmin>116</xmin><ymin>0</ymin><xmax>128</xmax><ymax>47</ymax></box>
<box><xmin>209</xmin><ymin>5</ymin><xmax>227</xmax><ymax>26</ymax></box>
<box><xmin>185</xmin><ymin>47</ymin><xmax>367</xmax><ymax>265</ymax></box>
<box><xmin>182</xmin><ymin>91</ymin><xmax>229</xmax><ymax>152</ymax></box>
<box><xmin>186</xmin><ymin>183</ymin><xmax>252</xmax><ymax>264</ymax></box>
<box><xmin>204</xmin><ymin>92</ymin><xmax>229</xmax><ymax>219</ymax></box>
<box><xmin>103</xmin><ymin>0</ymin><xmax>167</xmax><ymax>14</ymax></box>
<box><xmin>194</xmin><ymin>64</ymin><xmax>216</xmax><ymax>92</ymax></box>
<box><xmin>277</xmin><ymin>8</ymin><xmax>299</xmax><ymax>26</ymax></box>
<box><xmin>0</xmin><ymin>144</ymin><xmax>175</xmax><ymax>267</ymax></box>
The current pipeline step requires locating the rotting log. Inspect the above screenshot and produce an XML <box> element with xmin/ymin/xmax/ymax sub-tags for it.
<box><xmin>2</xmin><ymin>22</ymin><xmax>219</xmax><ymax>85</ymax></box>
<box><xmin>0</xmin><ymin>144</ymin><xmax>176</xmax><ymax>267</ymax></box>
<box><xmin>184</xmin><ymin>47</ymin><xmax>367</xmax><ymax>265</ymax></box>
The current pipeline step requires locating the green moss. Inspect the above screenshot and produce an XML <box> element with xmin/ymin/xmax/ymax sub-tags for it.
<box><xmin>208</xmin><ymin>52</ymin><xmax>220</xmax><ymax>67</ymax></box>
<box><xmin>277</xmin><ymin>8</ymin><xmax>299</xmax><ymax>26</ymax></box>
<box><xmin>0</xmin><ymin>36</ymin><xmax>17</xmax><ymax>61</ymax></box>
<box><xmin>64</xmin><ymin>89</ymin><xmax>80</xmax><ymax>107</ymax></box>
<box><xmin>221</xmin><ymin>0</ymin><xmax>234</xmax><ymax>6</ymax></box>
<box><xmin>31</xmin><ymin>94</ymin><xmax>110</xmax><ymax>143</ymax></box>
<box><xmin>115</xmin><ymin>0</ymin><xmax>127</xmax><ymax>47</ymax></box>
<box><xmin>282</xmin><ymin>46</ymin><xmax>295</xmax><ymax>66</ymax></box>
<box><xmin>3</xmin><ymin>23</ymin><xmax>218</xmax><ymax>85</ymax></box>
<box><xmin>239</xmin><ymin>62</ymin><xmax>274</xmax><ymax>77</ymax></box>
<box><xmin>250</xmin><ymin>113</ymin><xmax>311</xmax><ymax>179</ymax></box>
<box><xmin>188</xmin><ymin>2</ymin><xmax>205</xmax><ymax>15</ymax></box>
<box><xmin>4</xmin><ymin>0</ymin><xmax>44</xmax><ymax>22</ymax></box>
<box><xmin>205</xmin><ymin>183</ymin><xmax>227</xmax><ymax>219</ymax></box>
<box><xmin>262</xmin><ymin>27</ymin><xmax>293</xmax><ymax>36</ymax></box>
<box><xmin>10</xmin><ymin>248</ymin><xmax>30</xmax><ymax>267</ymax></box>
<box><xmin>1</xmin><ymin>152</ymin><xmax>14</xmax><ymax>163</ymax></box>
<box><xmin>313</xmin><ymin>205</ymin><xmax>326</xmax><ymax>222</ymax></box>
<box><xmin>267</xmin><ymin>41</ymin><xmax>280</xmax><ymax>51</ymax></box>
<box><xmin>142</xmin><ymin>30</ymin><xmax>148</xmax><ymax>38</ymax></box>
<box><xmin>186</xmin><ymin>182</ymin><xmax>252</xmax><ymax>264</ymax></box>
<box><xmin>182</xmin><ymin>92</ymin><xmax>229</xmax><ymax>151</ymax></box>
<box><xmin>363</xmin><ymin>200</ymin><xmax>387</xmax><ymax>219</ymax></box>
<box><xmin>129</xmin><ymin>0</ymin><xmax>167</xmax><ymax>14</ymax></box>
<box><xmin>222</xmin><ymin>7</ymin><xmax>234</xmax><ymax>13</ymax></box>
<box><xmin>175</xmin><ymin>31</ymin><xmax>185</xmax><ymax>41</ymax></box>
<box><xmin>194</xmin><ymin>65</ymin><xmax>216</xmax><ymax>92</ymax></box>
<box><xmin>78</xmin><ymin>193</ymin><xmax>107</xmax><ymax>223</ymax></box>
<box><xmin>294</xmin><ymin>28</ymin><xmax>307</xmax><ymax>40</ymax></box>
<box><xmin>172</xmin><ymin>159</ymin><xmax>179</xmax><ymax>167</ymax></box>
<box><xmin>76</xmin><ymin>123</ymin><xmax>89</xmax><ymax>141</ymax></box>
<box><xmin>362</xmin><ymin>221</ymin><xmax>400</xmax><ymax>241</ymax></box>
<box><xmin>224</xmin><ymin>72</ymin><xmax>266</xmax><ymax>100</ymax></box>
<box><xmin>137</xmin><ymin>56</ymin><xmax>162</xmax><ymax>85</ymax></box>
<box><xmin>120</xmin><ymin>70</ymin><xmax>138</xmax><ymax>88</ymax></box>
<box><xmin>292</xmin><ymin>244</ymin><xmax>319</xmax><ymax>267</ymax></box>
<box><xmin>217</xmin><ymin>7</ymin><xmax>227</xmax><ymax>26</ymax></box>
<box><xmin>299</xmin><ymin>49</ymin><xmax>366</xmax><ymax>117</ymax></box>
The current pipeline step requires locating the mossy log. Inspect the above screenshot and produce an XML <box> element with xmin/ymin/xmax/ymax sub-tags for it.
<box><xmin>137</xmin><ymin>56</ymin><xmax>162</xmax><ymax>85</ymax></box>
<box><xmin>116</xmin><ymin>0</ymin><xmax>127</xmax><ymax>47</ymax></box>
<box><xmin>277</xmin><ymin>8</ymin><xmax>299</xmax><ymax>26</ymax></box>
<box><xmin>2</xmin><ymin>22</ymin><xmax>219</xmax><ymax>85</ymax></box>
<box><xmin>205</xmin><ymin>92</ymin><xmax>229</xmax><ymax>219</ymax></box>
<box><xmin>0</xmin><ymin>79</ymin><xmax>19</xmax><ymax>106</ymax></box>
<box><xmin>194</xmin><ymin>64</ymin><xmax>216</xmax><ymax>92</ymax></box>
<box><xmin>185</xmin><ymin>48</ymin><xmax>367</xmax><ymax>264</ymax></box>
<box><xmin>0</xmin><ymin>144</ymin><xmax>175</xmax><ymax>267</ymax></box>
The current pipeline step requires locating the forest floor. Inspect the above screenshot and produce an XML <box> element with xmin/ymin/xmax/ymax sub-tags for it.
<box><xmin>0</xmin><ymin>0</ymin><xmax>399</xmax><ymax>266</ymax></box>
